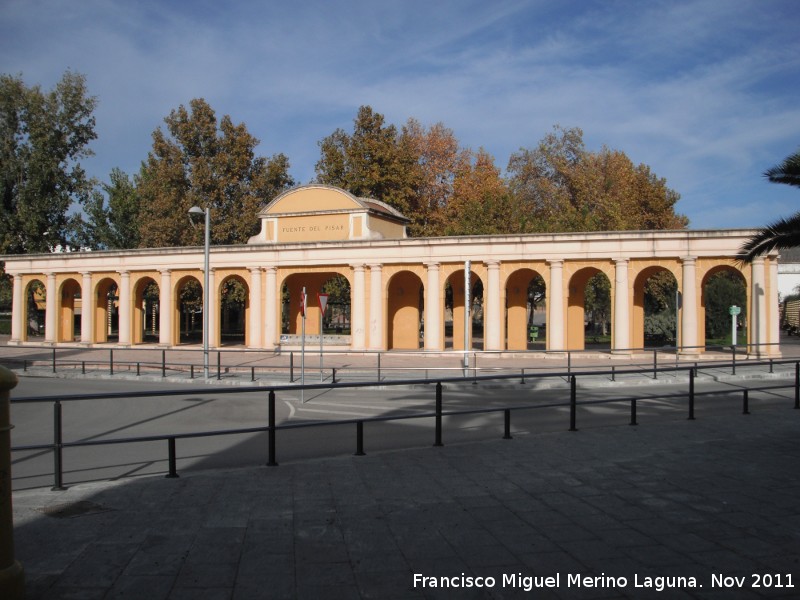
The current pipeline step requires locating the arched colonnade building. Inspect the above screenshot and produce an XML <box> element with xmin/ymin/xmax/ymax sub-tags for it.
<box><xmin>4</xmin><ymin>185</ymin><xmax>780</xmax><ymax>357</ymax></box>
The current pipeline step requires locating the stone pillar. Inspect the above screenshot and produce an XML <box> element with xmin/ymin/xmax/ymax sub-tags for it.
<box><xmin>485</xmin><ymin>260</ymin><xmax>502</xmax><ymax>350</ymax></box>
<box><xmin>768</xmin><ymin>257</ymin><xmax>781</xmax><ymax>356</ymax></box>
<box><xmin>264</xmin><ymin>267</ymin><xmax>278</xmax><ymax>348</ymax></box>
<box><xmin>680</xmin><ymin>257</ymin><xmax>698</xmax><ymax>354</ymax></box>
<box><xmin>118</xmin><ymin>271</ymin><xmax>131</xmax><ymax>346</ymax></box>
<box><xmin>9</xmin><ymin>275</ymin><xmax>23</xmax><ymax>344</ymax></box>
<box><xmin>248</xmin><ymin>267</ymin><xmax>262</xmax><ymax>348</ymax></box>
<box><xmin>159</xmin><ymin>270</ymin><xmax>172</xmax><ymax>346</ymax></box>
<box><xmin>752</xmin><ymin>257</ymin><xmax>768</xmax><ymax>357</ymax></box>
<box><xmin>80</xmin><ymin>272</ymin><xmax>93</xmax><ymax>344</ymax></box>
<box><xmin>45</xmin><ymin>273</ymin><xmax>56</xmax><ymax>344</ymax></box>
<box><xmin>547</xmin><ymin>260</ymin><xmax>564</xmax><ymax>351</ymax></box>
<box><xmin>424</xmin><ymin>263</ymin><xmax>442</xmax><ymax>351</ymax></box>
<box><xmin>613</xmin><ymin>259</ymin><xmax>630</xmax><ymax>353</ymax></box>
<box><xmin>0</xmin><ymin>365</ymin><xmax>24</xmax><ymax>600</ymax></box>
<box><xmin>368</xmin><ymin>264</ymin><xmax>383</xmax><ymax>350</ymax></box>
<box><xmin>351</xmin><ymin>264</ymin><xmax>366</xmax><ymax>350</ymax></box>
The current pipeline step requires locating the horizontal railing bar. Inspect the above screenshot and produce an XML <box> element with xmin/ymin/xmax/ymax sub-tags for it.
<box><xmin>12</xmin><ymin>382</ymin><xmax>795</xmax><ymax>455</ymax></box>
<box><xmin>10</xmin><ymin>358</ymin><xmax>796</xmax><ymax>405</ymax></box>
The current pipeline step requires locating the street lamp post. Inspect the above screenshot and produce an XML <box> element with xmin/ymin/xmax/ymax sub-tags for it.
<box><xmin>189</xmin><ymin>206</ymin><xmax>210</xmax><ymax>378</ymax></box>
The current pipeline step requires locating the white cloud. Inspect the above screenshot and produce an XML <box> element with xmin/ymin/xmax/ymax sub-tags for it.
<box><xmin>1</xmin><ymin>0</ymin><xmax>798</xmax><ymax>228</ymax></box>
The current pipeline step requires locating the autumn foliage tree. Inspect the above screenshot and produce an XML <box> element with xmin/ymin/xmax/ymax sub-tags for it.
<box><xmin>507</xmin><ymin>125</ymin><xmax>687</xmax><ymax>233</ymax></box>
<box><xmin>137</xmin><ymin>98</ymin><xmax>294</xmax><ymax>248</ymax></box>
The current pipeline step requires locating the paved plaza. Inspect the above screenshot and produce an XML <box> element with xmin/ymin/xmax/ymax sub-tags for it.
<box><xmin>5</xmin><ymin>340</ymin><xmax>800</xmax><ymax>599</ymax></box>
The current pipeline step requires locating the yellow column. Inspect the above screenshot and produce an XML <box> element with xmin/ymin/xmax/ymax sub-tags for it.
<box><xmin>485</xmin><ymin>261</ymin><xmax>502</xmax><ymax>350</ymax></box>
<box><xmin>0</xmin><ymin>365</ymin><xmax>24</xmax><ymax>600</ymax></box>
<box><xmin>752</xmin><ymin>257</ymin><xmax>767</xmax><ymax>357</ymax></box>
<box><xmin>80</xmin><ymin>272</ymin><xmax>93</xmax><ymax>344</ymax></box>
<box><xmin>264</xmin><ymin>267</ymin><xmax>278</xmax><ymax>348</ymax></box>
<box><xmin>680</xmin><ymin>257</ymin><xmax>698</xmax><ymax>355</ymax></box>
<box><xmin>9</xmin><ymin>275</ymin><xmax>23</xmax><ymax>344</ymax></box>
<box><xmin>351</xmin><ymin>264</ymin><xmax>366</xmax><ymax>350</ymax></box>
<box><xmin>547</xmin><ymin>260</ymin><xmax>564</xmax><ymax>351</ymax></box>
<box><xmin>424</xmin><ymin>263</ymin><xmax>442</xmax><ymax>351</ymax></box>
<box><xmin>368</xmin><ymin>264</ymin><xmax>383</xmax><ymax>350</ymax></box>
<box><xmin>45</xmin><ymin>273</ymin><xmax>56</xmax><ymax>344</ymax></box>
<box><xmin>769</xmin><ymin>257</ymin><xmax>781</xmax><ymax>356</ymax></box>
<box><xmin>159</xmin><ymin>270</ymin><xmax>172</xmax><ymax>346</ymax></box>
<box><xmin>118</xmin><ymin>271</ymin><xmax>131</xmax><ymax>346</ymax></box>
<box><xmin>613</xmin><ymin>259</ymin><xmax>630</xmax><ymax>354</ymax></box>
<box><xmin>249</xmin><ymin>267</ymin><xmax>262</xmax><ymax>348</ymax></box>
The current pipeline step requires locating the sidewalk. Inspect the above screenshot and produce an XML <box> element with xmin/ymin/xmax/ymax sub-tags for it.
<box><xmin>11</xmin><ymin>403</ymin><xmax>800</xmax><ymax>599</ymax></box>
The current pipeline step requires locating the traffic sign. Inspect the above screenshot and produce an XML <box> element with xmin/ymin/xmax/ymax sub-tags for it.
<box><xmin>318</xmin><ymin>293</ymin><xmax>329</xmax><ymax>313</ymax></box>
<box><xmin>729</xmin><ymin>305</ymin><xmax>741</xmax><ymax>316</ymax></box>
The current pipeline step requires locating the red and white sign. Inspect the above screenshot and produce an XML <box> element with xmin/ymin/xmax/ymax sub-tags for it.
<box><xmin>318</xmin><ymin>293</ymin><xmax>329</xmax><ymax>313</ymax></box>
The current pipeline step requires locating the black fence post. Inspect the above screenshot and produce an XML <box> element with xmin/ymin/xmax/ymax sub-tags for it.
<box><xmin>732</xmin><ymin>345</ymin><xmax>736</xmax><ymax>375</ymax></box>
<box><xmin>289</xmin><ymin>352</ymin><xmax>294</xmax><ymax>383</ymax></box>
<box><xmin>569</xmin><ymin>376</ymin><xmax>578</xmax><ymax>431</ymax></box>
<box><xmin>161</xmin><ymin>349</ymin><xmax>166</xmax><ymax>377</ymax></box>
<box><xmin>688</xmin><ymin>367</ymin><xmax>696</xmax><ymax>420</ymax></box>
<box><xmin>355</xmin><ymin>421</ymin><xmax>365</xmax><ymax>456</ymax></box>
<box><xmin>630</xmin><ymin>398</ymin><xmax>637</xmax><ymax>426</ymax></box>
<box><xmin>653</xmin><ymin>350</ymin><xmax>657</xmax><ymax>380</ymax></box>
<box><xmin>742</xmin><ymin>390</ymin><xmax>750</xmax><ymax>415</ymax></box>
<box><xmin>52</xmin><ymin>348</ymin><xmax>56</xmax><ymax>373</ymax></box>
<box><xmin>795</xmin><ymin>362</ymin><xmax>799</xmax><ymax>410</ymax></box>
<box><xmin>503</xmin><ymin>409</ymin><xmax>513</xmax><ymax>440</ymax></box>
<box><xmin>251</xmin><ymin>366</ymin><xmax>256</xmax><ymax>382</ymax></box>
<box><xmin>520</xmin><ymin>368</ymin><xmax>525</xmax><ymax>385</ymax></box>
<box><xmin>217</xmin><ymin>352</ymin><xmax>221</xmax><ymax>380</ymax></box>
<box><xmin>190</xmin><ymin>364</ymin><xmax>194</xmax><ymax>379</ymax></box>
<box><xmin>110</xmin><ymin>349</ymin><xmax>114</xmax><ymax>376</ymax></box>
<box><xmin>378</xmin><ymin>353</ymin><xmax>382</xmax><ymax>382</ymax></box>
<box><xmin>332</xmin><ymin>368</ymin><xmax>337</xmax><ymax>384</ymax></box>
<box><xmin>137</xmin><ymin>362</ymin><xmax>141</xmax><ymax>377</ymax></box>
<box><xmin>81</xmin><ymin>361</ymin><xmax>86</xmax><ymax>375</ymax></box>
<box><xmin>52</xmin><ymin>400</ymin><xmax>65</xmax><ymax>491</ymax></box>
<box><xmin>434</xmin><ymin>382</ymin><xmax>443</xmax><ymax>447</ymax></box>
<box><xmin>165</xmin><ymin>438</ymin><xmax>179</xmax><ymax>478</ymax></box>
<box><xmin>267</xmin><ymin>390</ymin><xmax>278</xmax><ymax>466</ymax></box>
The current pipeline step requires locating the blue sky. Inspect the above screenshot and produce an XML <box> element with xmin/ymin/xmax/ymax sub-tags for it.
<box><xmin>2</xmin><ymin>0</ymin><xmax>798</xmax><ymax>229</ymax></box>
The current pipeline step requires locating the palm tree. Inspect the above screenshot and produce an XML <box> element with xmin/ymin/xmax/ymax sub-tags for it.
<box><xmin>739</xmin><ymin>149</ymin><xmax>800</xmax><ymax>262</ymax></box>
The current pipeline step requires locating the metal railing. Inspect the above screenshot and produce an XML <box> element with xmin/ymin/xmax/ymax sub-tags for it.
<box><xmin>0</xmin><ymin>342</ymin><xmax>784</xmax><ymax>385</ymax></box>
<box><xmin>9</xmin><ymin>358</ymin><xmax>800</xmax><ymax>490</ymax></box>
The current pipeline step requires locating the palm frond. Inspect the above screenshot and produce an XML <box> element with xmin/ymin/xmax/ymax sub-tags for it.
<box><xmin>738</xmin><ymin>211</ymin><xmax>800</xmax><ymax>262</ymax></box>
<box><xmin>763</xmin><ymin>150</ymin><xmax>800</xmax><ymax>188</ymax></box>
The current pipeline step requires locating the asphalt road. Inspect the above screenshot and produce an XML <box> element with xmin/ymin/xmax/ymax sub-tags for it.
<box><xmin>9</xmin><ymin>371</ymin><xmax>796</xmax><ymax>491</ymax></box>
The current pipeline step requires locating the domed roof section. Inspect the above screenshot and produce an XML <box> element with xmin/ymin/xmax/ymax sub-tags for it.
<box><xmin>258</xmin><ymin>184</ymin><xmax>407</xmax><ymax>221</ymax></box>
<box><xmin>249</xmin><ymin>184</ymin><xmax>408</xmax><ymax>244</ymax></box>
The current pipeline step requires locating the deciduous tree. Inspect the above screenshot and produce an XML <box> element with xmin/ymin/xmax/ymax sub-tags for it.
<box><xmin>72</xmin><ymin>168</ymin><xmax>140</xmax><ymax>249</ymax></box>
<box><xmin>0</xmin><ymin>70</ymin><xmax>97</xmax><ymax>254</ymax></box>
<box><xmin>136</xmin><ymin>98</ymin><xmax>294</xmax><ymax>248</ymax></box>
<box><xmin>507</xmin><ymin>125</ymin><xmax>686</xmax><ymax>233</ymax></box>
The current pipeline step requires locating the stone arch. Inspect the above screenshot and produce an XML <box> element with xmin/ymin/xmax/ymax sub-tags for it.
<box><xmin>218</xmin><ymin>274</ymin><xmax>249</xmax><ymax>346</ymax></box>
<box><xmin>173</xmin><ymin>274</ymin><xmax>203</xmax><ymax>346</ymax></box>
<box><xmin>700</xmin><ymin>265</ymin><xmax>747</xmax><ymax>350</ymax></box>
<box><xmin>567</xmin><ymin>267</ymin><xmax>611</xmax><ymax>350</ymax></box>
<box><xmin>58</xmin><ymin>277</ymin><xmax>81</xmax><ymax>342</ymax></box>
<box><xmin>93</xmin><ymin>277</ymin><xmax>120</xmax><ymax>343</ymax></box>
<box><xmin>22</xmin><ymin>278</ymin><xmax>45</xmax><ymax>341</ymax></box>
<box><xmin>387</xmin><ymin>271</ymin><xmax>423</xmax><ymax>350</ymax></box>
<box><xmin>632</xmin><ymin>266</ymin><xmax>679</xmax><ymax>349</ymax></box>
<box><xmin>506</xmin><ymin>268</ymin><xmax>546</xmax><ymax>350</ymax></box>
<box><xmin>132</xmin><ymin>276</ymin><xmax>159</xmax><ymax>344</ymax></box>
<box><xmin>280</xmin><ymin>270</ymin><xmax>352</xmax><ymax>337</ymax></box>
